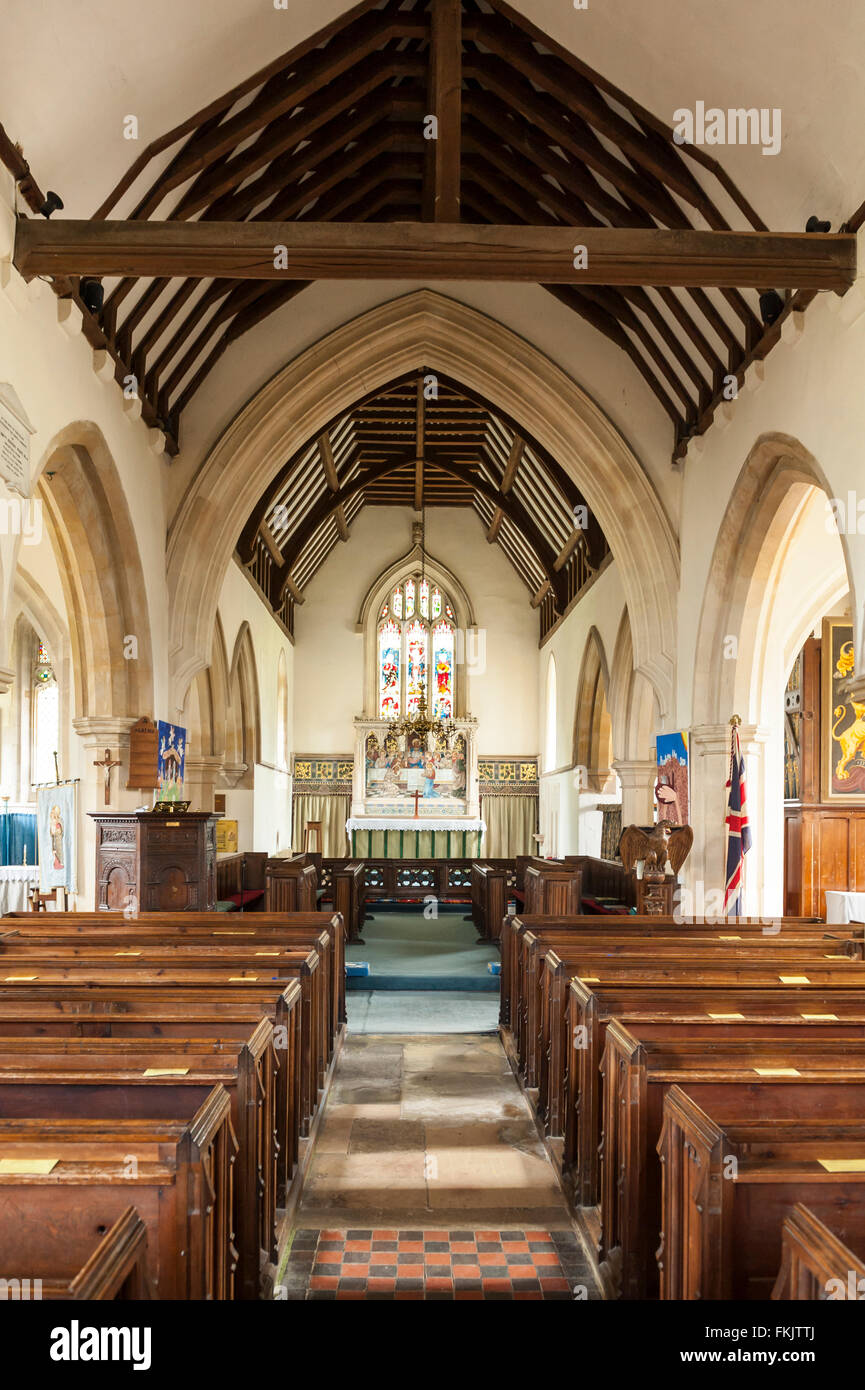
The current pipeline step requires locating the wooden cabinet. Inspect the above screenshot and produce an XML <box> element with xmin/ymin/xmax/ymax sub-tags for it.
<box><xmin>90</xmin><ymin>812</ymin><xmax>220</xmax><ymax>912</ymax></box>
<box><xmin>784</xmin><ymin>804</ymin><xmax>865</xmax><ymax>917</ymax></box>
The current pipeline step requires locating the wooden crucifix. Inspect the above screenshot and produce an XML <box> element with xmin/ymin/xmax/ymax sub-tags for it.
<box><xmin>412</xmin><ymin>789</ymin><xmax>421</xmax><ymax>818</ymax></box>
<box><xmin>94</xmin><ymin>748</ymin><xmax>122</xmax><ymax>806</ymax></box>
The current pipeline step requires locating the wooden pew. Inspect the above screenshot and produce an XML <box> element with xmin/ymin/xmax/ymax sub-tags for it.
<box><xmin>265</xmin><ymin>859</ymin><xmax>317</xmax><ymax>912</ymax></box>
<box><xmin>658</xmin><ymin>1087</ymin><xmax>865</xmax><ymax>1299</ymax></box>
<box><xmin>772</xmin><ymin>1204</ymin><xmax>865</xmax><ymax>1301</ymax></box>
<box><xmin>600</xmin><ymin>1026</ymin><xmax>865</xmax><ymax>1299</ymax></box>
<box><xmin>0</xmin><ymin>1093</ymin><xmax>235</xmax><ymax>1299</ymax></box>
<box><xmin>566</xmin><ymin>978</ymin><xmax>865</xmax><ymax>1208</ymax></box>
<box><xmin>523</xmin><ymin>861</ymin><xmax>583</xmax><ymax>916</ymax></box>
<box><xmin>498</xmin><ymin>911</ymin><xmax>833</xmax><ymax>1034</ymax></box>
<box><xmin>471</xmin><ymin>863</ymin><xmax>509</xmax><ymax>941</ymax></box>
<box><xmin>0</xmin><ymin>1204</ymin><xmax>153</xmax><ymax>1301</ymax></box>
<box><xmin>215</xmin><ymin>852</ymin><xmax>268</xmax><ymax>910</ymax></box>
<box><xmin>0</xmin><ymin>1028</ymin><xmax>277</xmax><ymax>1300</ymax></box>
<box><xmin>535</xmin><ymin>927</ymin><xmax>862</xmax><ymax>1134</ymax></box>
<box><xmin>1</xmin><ymin>908</ymin><xmax>346</xmax><ymax>1059</ymax></box>
<box><xmin>0</xmin><ymin>980</ymin><xmax>302</xmax><ymax>1187</ymax></box>
<box><xmin>509</xmin><ymin>924</ymin><xmax>861</xmax><ymax>1091</ymax></box>
<box><xmin>0</xmin><ymin>943</ymin><xmax>325</xmax><ymax>1136</ymax></box>
<box><xmin>66</xmin><ymin>1207</ymin><xmax>153</xmax><ymax>1301</ymax></box>
<box><xmin>330</xmin><ymin>861</ymin><xmax>366</xmax><ymax>944</ymax></box>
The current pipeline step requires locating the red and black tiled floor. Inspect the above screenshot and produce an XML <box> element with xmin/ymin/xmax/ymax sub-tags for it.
<box><xmin>283</xmin><ymin>1227</ymin><xmax>588</xmax><ymax>1300</ymax></box>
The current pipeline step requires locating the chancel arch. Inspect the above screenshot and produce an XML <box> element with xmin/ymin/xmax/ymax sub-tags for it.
<box><xmin>167</xmin><ymin>292</ymin><xmax>678</xmax><ymax>718</ymax></box>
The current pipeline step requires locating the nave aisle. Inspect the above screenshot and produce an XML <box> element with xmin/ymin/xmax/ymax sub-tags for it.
<box><xmin>279</xmin><ymin>1032</ymin><xmax>600</xmax><ymax>1300</ymax></box>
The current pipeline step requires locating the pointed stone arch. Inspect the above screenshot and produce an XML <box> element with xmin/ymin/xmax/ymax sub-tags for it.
<box><xmin>167</xmin><ymin>292</ymin><xmax>678</xmax><ymax>716</ymax></box>
<box><xmin>35</xmin><ymin>423</ymin><xmax>154</xmax><ymax>723</ymax></box>
<box><xmin>692</xmin><ymin>433</ymin><xmax>853</xmax><ymax>728</ymax></box>
<box><xmin>690</xmin><ymin>431</ymin><xmax>851</xmax><ymax>914</ymax></box>
<box><xmin>573</xmin><ymin>626</ymin><xmax>614</xmax><ymax>793</ymax></box>
<box><xmin>225</xmin><ymin>621</ymin><xmax>261</xmax><ymax>787</ymax></box>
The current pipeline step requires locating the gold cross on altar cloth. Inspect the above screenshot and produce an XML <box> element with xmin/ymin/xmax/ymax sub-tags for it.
<box><xmin>94</xmin><ymin>748</ymin><xmax>122</xmax><ymax>806</ymax></box>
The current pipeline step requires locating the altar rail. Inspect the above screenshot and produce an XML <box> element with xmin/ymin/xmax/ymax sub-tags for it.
<box><xmin>332</xmin><ymin>856</ymin><xmax>515</xmax><ymax>908</ymax></box>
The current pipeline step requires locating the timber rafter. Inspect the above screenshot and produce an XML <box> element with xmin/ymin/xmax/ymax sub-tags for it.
<box><xmin>9</xmin><ymin>0</ymin><xmax>840</xmax><ymax>461</ymax></box>
<box><xmin>238</xmin><ymin>369</ymin><xmax>607</xmax><ymax>636</ymax></box>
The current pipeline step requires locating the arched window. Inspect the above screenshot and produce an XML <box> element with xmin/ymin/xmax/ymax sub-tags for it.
<box><xmin>32</xmin><ymin>638</ymin><xmax>59</xmax><ymax>786</ymax></box>
<box><xmin>377</xmin><ymin>576</ymin><xmax>456</xmax><ymax>720</ymax></box>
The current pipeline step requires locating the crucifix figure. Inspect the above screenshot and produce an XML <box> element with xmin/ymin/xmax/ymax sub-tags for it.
<box><xmin>412</xmin><ymin>788</ymin><xmax>421</xmax><ymax>818</ymax></box>
<box><xmin>94</xmin><ymin>748</ymin><xmax>121</xmax><ymax>806</ymax></box>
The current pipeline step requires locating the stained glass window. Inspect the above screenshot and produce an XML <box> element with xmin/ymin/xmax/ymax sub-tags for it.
<box><xmin>406</xmin><ymin>619</ymin><xmax>427</xmax><ymax>713</ymax></box>
<box><xmin>431</xmin><ymin>621</ymin><xmax>454</xmax><ymax>719</ymax></box>
<box><xmin>378</xmin><ymin>619</ymin><xmax>401</xmax><ymax>718</ymax></box>
<box><xmin>377</xmin><ymin>576</ymin><xmax>456</xmax><ymax>720</ymax></box>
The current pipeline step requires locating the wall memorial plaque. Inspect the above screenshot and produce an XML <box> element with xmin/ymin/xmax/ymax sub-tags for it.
<box><xmin>0</xmin><ymin>383</ymin><xmax>35</xmax><ymax>496</ymax></box>
<box><xmin>127</xmin><ymin>716</ymin><xmax>159</xmax><ymax>789</ymax></box>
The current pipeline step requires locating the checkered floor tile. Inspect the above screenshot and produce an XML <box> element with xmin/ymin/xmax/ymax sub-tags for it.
<box><xmin>281</xmin><ymin>1228</ymin><xmax>586</xmax><ymax>1299</ymax></box>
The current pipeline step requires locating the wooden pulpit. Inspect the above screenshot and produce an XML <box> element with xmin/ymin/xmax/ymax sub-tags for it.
<box><xmin>90</xmin><ymin>811</ymin><xmax>220</xmax><ymax>912</ymax></box>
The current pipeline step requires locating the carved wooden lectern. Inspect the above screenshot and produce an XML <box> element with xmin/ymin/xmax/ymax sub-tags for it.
<box><xmin>90</xmin><ymin>811</ymin><xmax>220</xmax><ymax>911</ymax></box>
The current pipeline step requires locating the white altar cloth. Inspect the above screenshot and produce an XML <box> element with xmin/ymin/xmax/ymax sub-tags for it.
<box><xmin>347</xmin><ymin>817</ymin><xmax>485</xmax><ymax>833</ymax></box>
<box><xmin>825</xmin><ymin>890</ymin><xmax>865</xmax><ymax>924</ymax></box>
<box><xmin>0</xmin><ymin>866</ymin><xmax>40</xmax><ymax>914</ymax></box>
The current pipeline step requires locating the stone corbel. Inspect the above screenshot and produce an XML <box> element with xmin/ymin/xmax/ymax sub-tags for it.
<box><xmin>0</xmin><ymin>666</ymin><xmax>14</xmax><ymax>696</ymax></box>
<box><xmin>219</xmin><ymin>761</ymin><xmax>248</xmax><ymax>789</ymax></box>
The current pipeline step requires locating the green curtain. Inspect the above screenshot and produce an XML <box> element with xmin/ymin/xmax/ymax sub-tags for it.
<box><xmin>480</xmin><ymin>795</ymin><xmax>538</xmax><ymax>857</ymax></box>
<box><xmin>292</xmin><ymin>794</ymin><xmax>351</xmax><ymax>857</ymax></box>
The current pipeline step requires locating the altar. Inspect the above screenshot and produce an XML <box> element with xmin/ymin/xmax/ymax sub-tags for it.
<box><xmin>345</xmin><ymin>816</ymin><xmax>485</xmax><ymax>858</ymax></box>
<box><xmin>0</xmin><ymin>865</ymin><xmax>40</xmax><ymax>914</ymax></box>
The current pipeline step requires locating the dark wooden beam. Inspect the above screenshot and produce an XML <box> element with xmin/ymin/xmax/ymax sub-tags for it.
<box><xmin>414</xmin><ymin>375</ymin><xmax>424</xmax><ymax>511</ymax></box>
<box><xmin>425</xmin><ymin>0</ymin><xmax>462</xmax><ymax>221</ymax></box>
<box><xmin>500</xmin><ymin>436</ymin><xmax>523</xmax><ymax>493</ymax></box>
<box><xmin>486</xmin><ymin>507</ymin><xmax>504</xmax><ymax>543</ymax></box>
<box><xmin>17</xmin><ymin>220</ymin><xmax>855</xmax><ymax>289</ymax></box>
<box><xmin>319</xmin><ymin>432</ymin><xmax>339</xmax><ymax>491</ymax></box>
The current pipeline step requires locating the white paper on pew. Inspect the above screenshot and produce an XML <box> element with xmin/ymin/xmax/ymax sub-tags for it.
<box><xmin>801</xmin><ymin>1013</ymin><xmax>839</xmax><ymax>1020</ymax></box>
<box><xmin>754</xmin><ymin>1067</ymin><xmax>801</xmax><ymax>1076</ymax></box>
<box><xmin>708</xmin><ymin>1012</ymin><xmax>745</xmax><ymax>1019</ymax></box>
<box><xmin>818</xmin><ymin>1158</ymin><xmax>865</xmax><ymax>1172</ymax></box>
<box><xmin>143</xmin><ymin>1068</ymin><xmax>190</xmax><ymax>1076</ymax></box>
<box><xmin>780</xmin><ymin>975</ymin><xmax>810</xmax><ymax>983</ymax></box>
<box><xmin>0</xmin><ymin>1157</ymin><xmax>59</xmax><ymax>1174</ymax></box>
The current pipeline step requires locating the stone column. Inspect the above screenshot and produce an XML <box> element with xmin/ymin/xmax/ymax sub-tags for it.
<box><xmin>72</xmin><ymin>715</ymin><xmax>137</xmax><ymax>908</ymax></box>
<box><xmin>611</xmin><ymin>758</ymin><xmax>657</xmax><ymax>826</ymax></box>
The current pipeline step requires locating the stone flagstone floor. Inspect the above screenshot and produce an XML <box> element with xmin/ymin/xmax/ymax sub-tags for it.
<box><xmin>281</xmin><ymin>1032</ymin><xmax>600</xmax><ymax>1300</ymax></box>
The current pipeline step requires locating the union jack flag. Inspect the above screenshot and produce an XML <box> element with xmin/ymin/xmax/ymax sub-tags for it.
<box><xmin>723</xmin><ymin>722</ymin><xmax>752</xmax><ymax>916</ymax></box>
